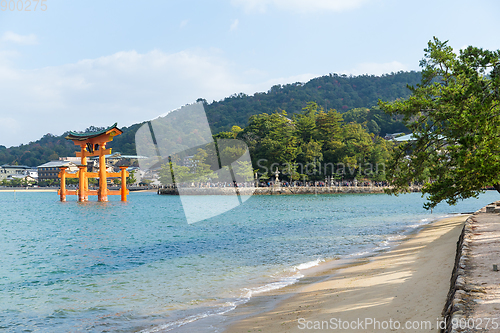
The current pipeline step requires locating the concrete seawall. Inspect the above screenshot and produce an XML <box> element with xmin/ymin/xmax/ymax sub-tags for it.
<box><xmin>441</xmin><ymin>202</ymin><xmax>500</xmax><ymax>333</ymax></box>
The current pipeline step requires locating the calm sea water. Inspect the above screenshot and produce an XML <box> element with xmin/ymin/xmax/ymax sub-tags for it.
<box><xmin>0</xmin><ymin>190</ymin><xmax>498</xmax><ymax>332</ymax></box>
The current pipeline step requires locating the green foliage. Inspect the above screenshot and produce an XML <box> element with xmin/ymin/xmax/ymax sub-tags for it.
<box><xmin>233</xmin><ymin>160</ymin><xmax>254</xmax><ymax>181</ymax></box>
<box><xmin>159</xmin><ymin>148</ymin><xmax>218</xmax><ymax>185</ymax></box>
<box><xmin>127</xmin><ymin>170</ymin><xmax>137</xmax><ymax>185</ymax></box>
<box><xmin>2</xmin><ymin>178</ymin><xmax>22</xmax><ymax>187</ymax></box>
<box><xmin>191</xmin><ymin>148</ymin><xmax>218</xmax><ymax>182</ymax></box>
<box><xmin>242</xmin><ymin>102</ymin><xmax>393</xmax><ymax>181</ymax></box>
<box><xmin>38</xmin><ymin>178</ymin><xmax>59</xmax><ymax>187</ymax></box>
<box><xmin>342</xmin><ymin>107</ymin><xmax>406</xmax><ymax>136</ymax></box>
<box><xmin>242</xmin><ymin>111</ymin><xmax>300</xmax><ymax>175</ymax></box>
<box><xmin>379</xmin><ymin>37</ymin><xmax>500</xmax><ymax>209</ymax></box>
<box><xmin>230</xmin><ymin>125</ymin><xmax>243</xmax><ymax>138</ymax></box>
<box><xmin>159</xmin><ymin>162</ymin><xmax>175</xmax><ymax>185</ymax></box>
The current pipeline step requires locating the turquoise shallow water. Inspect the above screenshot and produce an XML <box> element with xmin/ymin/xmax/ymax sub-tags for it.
<box><xmin>0</xmin><ymin>191</ymin><xmax>498</xmax><ymax>332</ymax></box>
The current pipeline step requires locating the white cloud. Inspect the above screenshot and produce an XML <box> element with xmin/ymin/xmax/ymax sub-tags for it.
<box><xmin>0</xmin><ymin>48</ymin><xmax>315</xmax><ymax>147</ymax></box>
<box><xmin>342</xmin><ymin>61</ymin><xmax>408</xmax><ymax>76</ymax></box>
<box><xmin>1</xmin><ymin>31</ymin><xmax>38</xmax><ymax>45</ymax></box>
<box><xmin>230</xmin><ymin>19</ymin><xmax>239</xmax><ymax>31</ymax></box>
<box><xmin>0</xmin><ymin>117</ymin><xmax>21</xmax><ymax>147</ymax></box>
<box><xmin>231</xmin><ymin>0</ymin><xmax>368</xmax><ymax>13</ymax></box>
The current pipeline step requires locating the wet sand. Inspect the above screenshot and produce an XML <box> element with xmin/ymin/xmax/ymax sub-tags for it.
<box><xmin>223</xmin><ymin>215</ymin><xmax>468</xmax><ymax>333</ymax></box>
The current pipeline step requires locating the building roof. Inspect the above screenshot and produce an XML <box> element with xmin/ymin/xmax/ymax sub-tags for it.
<box><xmin>37</xmin><ymin>160</ymin><xmax>76</xmax><ymax>168</ymax></box>
<box><xmin>393</xmin><ymin>133</ymin><xmax>445</xmax><ymax>142</ymax></box>
<box><xmin>8</xmin><ymin>174</ymin><xmax>33</xmax><ymax>179</ymax></box>
<box><xmin>88</xmin><ymin>152</ymin><xmax>148</xmax><ymax>160</ymax></box>
<box><xmin>65</xmin><ymin>123</ymin><xmax>122</xmax><ymax>141</ymax></box>
<box><xmin>1</xmin><ymin>164</ymin><xmax>31</xmax><ymax>169</ymax></box>
<box><xmin>121</xmin><ymin>155</ymin><xmax>148</xmax><ymax>159</ymax></box>
<box><xmin>393</xmin><ymin>134</ymin><xmax>416</xmax><ymax>142</ymax></box>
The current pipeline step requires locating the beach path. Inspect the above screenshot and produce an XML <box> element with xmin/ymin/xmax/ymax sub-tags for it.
<box><xmin>224</xmin><ymin>215</ymin><xmax>467</xmax><ymax>333</ymax></box>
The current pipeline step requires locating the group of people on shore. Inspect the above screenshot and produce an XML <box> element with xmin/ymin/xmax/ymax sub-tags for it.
<box><xmin>161</xmin><ymin>180</ymin><xmax>392</xmax><ymax>189</ymax></box>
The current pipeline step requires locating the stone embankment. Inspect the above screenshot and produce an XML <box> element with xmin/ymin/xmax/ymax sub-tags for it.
<box><xmin>442</xmin><ymin>202</ymin><xmax>500</xmax><ymax>333</ymax></box>
<box><xmin>158</xmin><ymin>185</ymin><xmax>422</xmax><ymax>195</ymax></box>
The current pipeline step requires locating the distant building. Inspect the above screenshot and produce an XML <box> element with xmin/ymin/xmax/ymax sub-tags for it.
<box><xmin>0</xmin><ymin>164</ymin><xmax>31</xmax><ymax>181</ymax></box>
<box><xmin>6</xmin><ymin>174</ymin><xmax>37</xmax><ymax>183</ymax></box>
<box><xmin>183</xmin><ymin>156</ymin><xmax>198</xmax><ymax>169</ymax></box>
<box><xmin>384</xmin><ymin>132</ymin><xmax>406</xmax><ymax>140</ymax></box>
<box><xmin>59</xmin><ymin>156</ymin><xmax>81</xmax><ymax>163</ymax></box>
<box><xmin>392</xmin><ymin>133</ymin><xmax>416</xmax><ymax>142</ymax></box>
<box><xmin>37</xmin><ymin>161</ymin><xmax>78</xmax><ymax>181</ymax></box>
<box><xmin>27</xmin><ymin>168</ymin><xmax>38</xmax><ymax>179</ymax></box>
<box><xmin>87</xmin><ymin>152</ymin><xmax>147</xmax><ymax>172</ymax></box>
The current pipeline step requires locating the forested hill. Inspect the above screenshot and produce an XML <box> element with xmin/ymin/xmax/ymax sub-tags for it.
<box><xmin>0</xmin><ymin>71</ymin><xmax>420</xmax><ymax>167</ymax></box>
<box><xmin>205</xmin><ymin>71</ymin><xmax>421</xmax><ymax>133</ymax></box>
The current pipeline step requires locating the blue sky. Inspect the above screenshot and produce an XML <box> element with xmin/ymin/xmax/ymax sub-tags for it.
<box><xmin>0</xmin><ymin>0</ymin><xmax>499</xmax><ymax>147</ymax></box>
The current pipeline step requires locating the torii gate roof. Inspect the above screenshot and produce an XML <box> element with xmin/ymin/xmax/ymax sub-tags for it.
<box><xmin>65</xmin><ymin>123</ymin><xmax>122</xmax><ymax>142</ymax></box>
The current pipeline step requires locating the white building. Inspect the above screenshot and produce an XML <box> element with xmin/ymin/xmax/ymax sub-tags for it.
<box><xmin>0</xmin><ymin>164</ymin><xmax>31</xmax><ymax>181</ymax></box>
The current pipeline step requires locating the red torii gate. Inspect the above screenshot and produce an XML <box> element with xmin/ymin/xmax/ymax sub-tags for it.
<box><xmin>58</xmin><ymin>123</ymin><xmax>129</xmax><ymax>202</ymax></box>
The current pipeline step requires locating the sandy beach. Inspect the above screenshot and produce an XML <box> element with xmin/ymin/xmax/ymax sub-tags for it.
<box><xmin>223</xmin><ymin>214</ymin><xmax>468</xmax><ymax>333</ymax></box>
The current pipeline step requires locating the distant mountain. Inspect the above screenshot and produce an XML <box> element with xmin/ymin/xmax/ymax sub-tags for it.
<box><xmin>204</xmin><ymin>71</ymin><xmax>421</xmax><ymax>133</ymax></box>
<box><xmin>0</xmin><ymin>71</ymin><xmax>420</xmax><ymax>167</ymax></box>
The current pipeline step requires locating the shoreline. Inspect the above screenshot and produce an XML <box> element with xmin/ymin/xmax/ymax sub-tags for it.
<box><xmin>0</xmin><ymin>188</ymin><xmax>57</xmax><ymax>192</ymax></box>
<box><xmin>157</xmin><ymin>185</ymin><xmax>422</xmax><ymax>196</ymax></box>
<box><xmin>0</xmin><ymin>188</ymin><xmax>157</xmax><ymax>193</ymax></box>
<box><xmin>219</xmin><ymin>214</ymin><xmax>469</xmax><ymax>333</ymax></box>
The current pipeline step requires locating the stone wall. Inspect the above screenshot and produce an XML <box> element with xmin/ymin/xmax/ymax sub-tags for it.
<box><xmin>441</xmin><ymin>202</ymin><xmax>500</xmax><ymax>333</ymax></box>
<box><xmin>441</xmin><ymin>215</ymin><xmax>470</xmax><ymax>333</ymax></box>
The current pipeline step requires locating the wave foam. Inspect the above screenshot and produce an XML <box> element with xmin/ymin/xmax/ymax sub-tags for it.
<box><xmin>293</xmin><ymin>258</ymin><xmax>323</xmax><ymax>271</ymax></box>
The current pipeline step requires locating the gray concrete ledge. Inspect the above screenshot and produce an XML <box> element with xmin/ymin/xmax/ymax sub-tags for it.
<box><xmin>441</xmin><ymin>202</ymin><xmax>500</xmax><ymax>333</ymax></box>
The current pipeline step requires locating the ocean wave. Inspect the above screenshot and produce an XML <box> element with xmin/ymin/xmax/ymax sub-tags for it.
<box><xmin>139</xmin><ymin>258</ymin><xmax>326</xmax><ymax>332</ymax></box>
<box><xmin>293</xmin><ymin>258</ymin><xmax>323</xmax><ymax>271</ymax></box>
<box><xmin>137</xmin><ymin>301</ymin><xmax>238</xmax><ymax>333</ymax></box>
